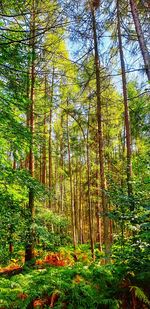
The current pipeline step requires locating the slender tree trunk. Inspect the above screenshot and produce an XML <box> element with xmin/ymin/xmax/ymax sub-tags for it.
<box><xmin>41</xmin><ymin>76</ymin><xmax>47</xmax><ymax>185</ymax></box>
<box><xmin>25</xmin><ymin>70</ymin><xmax>30</xmax><ymax>170</ymax></box>
<box><xmin>130</xmin><ymin>0</ymin><xmax>150</xmax><ymax>81</ymax></box>
<box><xmin>74</xmin><ymin>160</ymin><xmax>79</xmax><ymax>244</ymax></box>
<box><xmin>39</xmin><ymin>146</ymin><xmax>42</xmax><ymax>182</ymax></box>
<box><xmin>67</xmin><ymin>104</ymin><xmax>77</xmax><ymax>249</ymax></box>
<box><xmin>96</xmin><ymin>149</ymin><xmax>102</xmax><ymax>251</ymax></box>
<box><xmin>117</xmin><ymin>0</ymin><xmax>134</xmax><ymax>211</ymax></box>
<box><xmin>25</xmin><ymin>0</ymin><xmax>35</xmax><ymax>262</ymax></box>
<box><xmin>9</xmin><ymin>241</ymin><xmax>13</xmax><ymax>255</ymax></box>
<box><xmin>60</xmin><ymin>114</ymin><xmax>64</xmax><ymax>212</ymax></box>
<box><xmin>13</xmin><ymin>154</ymin><xmax>16</xmax><ymax>170</ymax></box>
<box><xmin>87</xmin><ymin>103</ymin><xmax>95</xmax><ymax>260</ymax></box>
<box><xmin>48</xmin><ymin>68</ymin><xmax>54</xmax><ymax>208</ymax></box>
<box><xmin>9</xmin><ymin>155</ymin><xmax>17</xmax><ymax>254</ymax></box>
<box><xmin>54</xmin><ymin>154</ymin><xmax>58</xmax><ymax>213</ymax></box>
<box><xmin>79</xmin><ymin>159</ymin><xmax>83</xmax><ymax>244</ymax></box>
<box><xmin>91</xmin><ymin>7</ymin><xmax>110</xmax><ymax>256</ymax></box>
<box><xmin>20</xmin><ymin>160</ymin><xmax>23</xmax><ymax>169</ymax></box>
<box><xmin>106</xmin><ymin>100</ymin><xmax>113</xmax><ymax>245</ymax></box>
<box><xmin>49</xmin><ymin>106</ymin><xmax>52</xmax><ymax>208</ymax></box>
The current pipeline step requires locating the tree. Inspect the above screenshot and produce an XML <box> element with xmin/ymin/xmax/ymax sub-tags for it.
<box><xmin>90</xmin><ymin>1</ymin><xmax>110</xmax><ymax>256</ymax></box>
<box><xmin>129</xmin><ymin>0</ymin><xmax>150</xmax><ymax>81</ymax></box>
<box><xmin>116</xmin><ymin>0</ymin><xmax>134</xmax><ymax>211</ymax></box>
<box><xmin>25</xmin><ymin>0</ymin><xmax>36</xmax><ymax>263</ymax></box>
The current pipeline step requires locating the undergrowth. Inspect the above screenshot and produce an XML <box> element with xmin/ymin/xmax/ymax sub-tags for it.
<box><xmin>0</xmin><ymin>258</ymin><xmax>149</xmax><ymax>309</ymax></box>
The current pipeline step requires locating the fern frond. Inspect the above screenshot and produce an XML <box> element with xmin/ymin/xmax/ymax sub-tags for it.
<box><xmin>130</xmin><ymin>286</ymin><xmax>150</xmax><ymax>305</ymax></box>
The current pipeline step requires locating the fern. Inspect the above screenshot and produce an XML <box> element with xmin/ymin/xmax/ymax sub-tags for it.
<box><xmin>98</xmin><ymin>298</ymin><xmax>119</xmax><ymax>306</ymax></box>
<box><xmin>130</xmin><ymin>286</ymin><xmax>150</xmax><ymax>305</ymax></box>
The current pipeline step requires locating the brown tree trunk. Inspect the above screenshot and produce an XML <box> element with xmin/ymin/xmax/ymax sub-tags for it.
<box><xmin>87</xmin><ymin>103</ymin><xmax>95</xmax><ymax>260</ymax></box>
<box><xmin>91</xmin><ymin>6</ymin><xmax>110</xmax><ymax>256</ymax></box>
<box><xmin>130</xmin><ymin>0</ymin><xmax>150</xmax><ymax>81</ymax></box>
<box><xmin>25</xmin><ymin>0</ymin><xmax>35</xmax><ymax>262</ymax></box>
<box><xmin>49</xmin><ymin>68</ymin><xmax>54</xmax><ymax>208</ymax></box>
<box><xmin>25</xmin><ymin>69</ymin><xmax>30</xmax><ymax>170</ymax></box>
<box><xmin>9</xmin><ymin>155</ymin><xmax>17</xmax><ymax>255</ymax></box>
<box><xmin>96</xmin><ymin>149</ymin><xmax>102</xmax><ymax>251</ymax></box>
<box><xmin>41</xmin><ymin>76</ymin><xmax>47</xmax><ymax>185</ymax></box>
<box><xmin>117</xmin><ymin>0</ymin><xmax>134</xmax><ymax>211</ymax></box>
<box><xmin>60</xmin><ymin>114</ymin><xmax>64</xmax><ymax>212</ymax></box>
<box><xmin>13</xmin><ymin>154</ymin><xmax>16</xmax><ymax>170</ymax></box>
<box><xmin>74</xmin><ymin>160</ymin><xmax>79</xmax><ymax>244</ymax></box>
<box><xmin>79</xmin><ymin>159</ymin><xmax>83</xmax><ymax>244</ymax></box>
<box><xmin>39</xmin><ymin>146</ymin><xmax>42</xmax><ymax>182</ymax></box>
<box><xmin>67</xmin><ymin>104</ymin><xmax>77</xmax><ymax>249</ymax></box>
<box><xmin>9</xmin><ymin>241</ymin><xmax>13</xmax><ymax>255</ymax></box>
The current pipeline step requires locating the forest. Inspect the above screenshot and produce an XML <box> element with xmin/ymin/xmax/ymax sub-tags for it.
<box><xmin>0</xmin><ymin>0</ymin><xmax>150</xmax><ymax>308</ymax></box>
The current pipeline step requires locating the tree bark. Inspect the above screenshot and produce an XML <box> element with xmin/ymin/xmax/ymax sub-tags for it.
<box><xmin>79</xmin><ymin>158</ymin><xmax>83</xmax><ymax>244</ymax></box>
<box><xmin>41</xmin><ymin>76</ymin><xmax>47</xmax><ymax>185</ymax></box>
<box><xmin>87</xmin><ymin>103</ymin><xmax>95</xmax><ymax>260</ymax></box>
<box><xmin>74</xmin><ymin>159</ymin><xmax>79</xmax><ymax>244</ymax></box>
<box><xmin>130</xmin><ymin>0</ymin><xmax>150</xmax><ymax>81</ymax></box>
<box><xmin>25</xmin><ymin>0</ymin><xmax>35</xmax><ymax>262</ymax></box>
<box><xmin>96</xmin><ymin>149</ymin><xmax>102</xmax><ymax>251</ymax></box>
<box><xmin>67</xmin><ymin>103</ymin><xmax>77</xmax><ymax>249</ymax></box>
<box><xmin>117</xmin><ymin>0</ymin><xmax>134</xmax><ymax>211</ymax></box>
<box><xmin>48</xmin><ymin>68</ymin><xmax>54</xmax><ymax>208</ymax></box>
<box><xmin>91</xmin><ymin>6</ymin><xmax>110</xmax><ymax>256</ymax></box>
<box><xmin>60</xmin><ymin>114</ymin><xmax>64</xmax><ymax>212</ymax></box>
<box><xmin>25</xmin><ymin>69</ymin><xmax>30</xmax><ymax>170</ymax></box>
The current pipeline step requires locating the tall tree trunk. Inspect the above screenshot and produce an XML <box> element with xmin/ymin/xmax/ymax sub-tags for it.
<box><xmin>67</xmin><ymin>105</ymin><xmax>77</xmax><ymax>249</ymax></box>
<box><xmin>87</xmin><ymin>103</ymin><xmax>95</xmax><ymax>260</ymax></box>
<box><xmin>48</xmin><ymin>68</ymin><xmax>54</xmax><ymax>208</ymax></box>
<box><xmin>96</xmin><ymin>149</ymin><xmax>102</xmax><ymax>251</ymax></box>
<box><xmin>74</xmin><ymin>160</ymin><xmax>79</xmax><ymax>244</ymax></box>
<box><xmin>117</xmin><ymin>0</ymin><xmax>134</xmax><ymax>211</ymax></box>
<box><xmin>25</xmin><ymin>70</ymin><xmax>30</xmax><ymax>170</ymax></box>
<box><xmin>25</xmin><ymin>0</ymin><xmax>35</xmax><ymax>262</ymax></box>
<box><xmin>9</xmin><ymin>159</ymin><xmax>17</xmax><ymax>255</ymax></box>
<box><xmin>91</xmin><ymin>6</ymin><xmax>110</xmax><ymax>256</ymax></box>
<box><xmin>41</xmin><ymin>76</ymin><xmax>47</xmax><ymax>186</ymax></box>
<box><xmin>79</xmin><ymin>158</ymin><xmax>83</xmax><ymax>244</ymax></box>
<box><xmin>39</xmin><ymin>146</ymin><xmax>42</xmax><ymax>182</ymax></box>
<box><xmin>130</xmin><ymin>0</ymin><xmax>150</xmax><ymax>81</ymax></box>
<box><xmin>105</xmin><ymin>100</ymin><xmax>113</xmax><ymax>245</ymax></box>
<box><xmin>60</xmin><ymin>114</ymin><xmax>64</xmax><ymax>212</ymax></box>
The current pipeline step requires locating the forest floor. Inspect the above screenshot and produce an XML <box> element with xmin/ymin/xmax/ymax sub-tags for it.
<box><xmin>0</xmin><ymin>247</ymin><xmax>150</xmax><ymax>309</ymax></box>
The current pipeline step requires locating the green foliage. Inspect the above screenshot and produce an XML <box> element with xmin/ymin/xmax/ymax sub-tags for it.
<box><xmin>0</xmin><ymin>259</ymin><xmax>149</xmax><ymax>308</ymax></box>
<box><xmin>130</xmin><ymin>286</ymin><xmax>150</xmax><ymax>305</ymax></box>
<box><xmin>34</xmin><ymin>209</ymin><xmax>70</xmax><ymax>250</ymax></box>
<box><xmin>0</xmin><ymin>264</ymin><xmax>119</xmax><ymax>308</ymax></box>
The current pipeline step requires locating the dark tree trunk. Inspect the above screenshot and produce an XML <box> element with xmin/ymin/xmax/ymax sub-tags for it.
<box><xmin>117</xmin><ymin>0</ymin><xmax>134</xmax><ymax>211</ymax></box>
<box><xmin>87</xmin><ymin>103</ymin><xmax>95</xmax><ymax>260</ymax></box>
<box><xmin>79</xmin><ymin>158</ymin><xmax>83</xmax><ymax>244</ymax></box>
<box><xmin>91</xmin><ymin>6</ymin><xmax>110</xmax><ymax>256</ymax></box>
<box><xmin>25</xmin><ymin>0</ymin><xmax>35</xmax><ymax>262</ymax></box>
<box><xmin>130</xmin><ymin>0</ymin><xmax>150</xmax><ymax>81</ymax></box>
<box><xmin>96</xmin><ymin>150</ymin><xmax>102</xmax><ymax>251</ymax></box>
<box><xmin>60</xmin><ymin>114</ymin><xmax>64</xmax><ymax>212</ymax></box>
<box><xmin>67</xmin><ymin>103</ymin><xmax>77</xmax><ymax>249</ymax></box>
<box><xmin>49</xmin><ymin>67</ymin><xmax>54</xmax><ymax>208</ymax></box>
<box><xmin>41</xmin><ymin>76</ymin><xmax>47</xmax><ymax>185</ymax></box>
